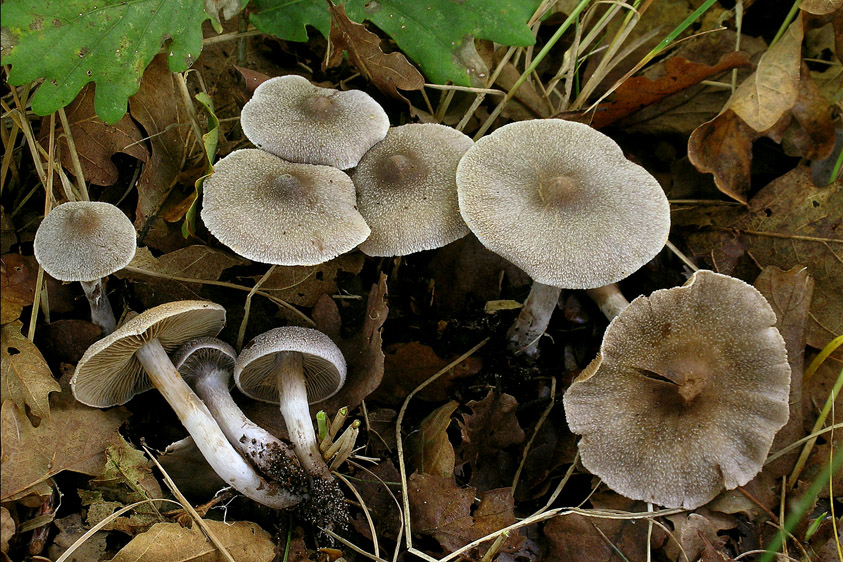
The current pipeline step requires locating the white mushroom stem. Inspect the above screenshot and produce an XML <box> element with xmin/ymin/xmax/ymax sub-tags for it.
<box><xmin>133</xmin><ymin>338</ymin><xmax>299</xmax><ymax>509</ymax></box>
<box><xmin>80</xmin><ymin>279</ymin><xmax>116</xmax><ymax>334</ymax></box>
<box><xmin>507</xmin><ymin>282</ymin><xmax>562</xmax><ymax>356</ymax></box>
<box><xmin>586</xmin><ymin>283</ymin><xmax>630</xmax><ymax>321</ymax></box>
<box><xmin>274</xmin><ymin>351</ymin><xmax>333</xmax><ymax>480</ymax></box>
<box><xmin>192</xmin><ymin>366</ymin><xmax>303</xmax><ymax>480</ymax></box>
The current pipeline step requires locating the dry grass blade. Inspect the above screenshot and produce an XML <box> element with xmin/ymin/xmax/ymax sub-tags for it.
<box><xmin>334</xmin><ymin>470</ymin><xmax>379</xmax><ymax>559</ymax></box>
<box><xmin>511</xmin><ymin>376</ymin><xmax>556</xmax><ymax>496</ymax></box>
<box><xmin>236</xmin><ymin>264</ymin><xmax>276</xmax><ymax>350</ymax></box>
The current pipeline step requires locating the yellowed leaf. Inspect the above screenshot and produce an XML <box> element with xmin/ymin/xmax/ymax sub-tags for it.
<box><xmin>1</xmin><ymin>321</ymin><xmax>60</xmax><ymax>422</ymax></box>
<box><xmin>407</xmin><ymin>400</ymin><xmax>458</xmax><ymax>477</ymax></box>
<box><xmin>730</xmin><ymin>18</ymin><xmax>803</xmax><ymax>132</ymax></box>
<box><xmin>109</xmin><ymin>520</ymin><xmax>275</xmax><ymax>562</ymax></box>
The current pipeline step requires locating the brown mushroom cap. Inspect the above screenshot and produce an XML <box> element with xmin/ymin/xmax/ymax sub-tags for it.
<box><xmin>34</xmin><ymin>201</ymin><xmax>136</xmax><ymax>282</ymax></box>
<box><xmin>456</xmin><ymin>119</ymin><xmax>670</xmax><ymax>289</ymax></box>
<box><xmin>352</xmin><ymin>124</ymin><xmax>473</xmax><ymax>256</ymax></box>
<box><xmin>72</xmin><ymin>301</ymin><xmax>226</xmax><ymax>407</ymax></box>
<box><xmin>563</xmin><ymin>270</ymin><xmax>790</xmax><ymax>509</ymax></box>
<box><xmin>240</xmin><ymin>75</ymin><xmax>390</xmax><ymax>170</ymax></box>
<box><xmin>201</xmin><ymin>149</ymin><xmax>371</xmax><ymax>266</ymax></box>
<box><xmin>235</xmin><ymin>327</ymin><xmax>346</xmax><ymax>405</ymax></box>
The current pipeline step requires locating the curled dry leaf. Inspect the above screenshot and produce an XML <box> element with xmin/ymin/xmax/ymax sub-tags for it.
<box><xmin>406</xmin><ymin>400</ymin><xmax>458</xmax><ymax>477</ymax></box>
<box><xmin>782</xmin><ymin>63</ymin><xmax>836</xmax><ymax>160</ymax></box>
<box><xmin>1</xmin><ymin>254</ymin><xmax>37</xmax><ymax>324</ymax></box>
<box><xmin>255</xmin><ymin>252</ymin><xmax>364</xmax><ymax>308</ymax></box>
<box><xmin>0</xmin><ymin>506</ymin><xmax>14</xmax><ymax>554</ymax></box>
<box><xmin>800</xmin><ymin>0</ymin><xmax>843</xmax><ymax>14</ymax></box>
<box><xmin>324</xmin><ymin>2</ymin><xmax>424</xmax><ymax>101</ymax></box>
<box><xmin>235</xmin><ymin>65</ymin><xmax>272</xmax><ymax>94</ymax></box>
<box><xmin>1</xmin><ymin>321</ymin><xmax>61</xmax><ymax>423</ymax></box>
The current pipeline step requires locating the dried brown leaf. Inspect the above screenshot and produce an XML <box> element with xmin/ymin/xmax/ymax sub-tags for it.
<box><xmin>1</xmin><ymin>322</ymin><xmax>60</xmax><ymax>422</ymax></box>
<box><xmin>0</xmin><ymin>208</ymin><xmax>15</xmax><ymax>254</ymax></box>
<box><xmin>782</xmin><ymin>64</ymin><xmax>836</xmax><ymax>160</ymax></box>
<box><xmin>256</xmin><ymin>253</ymin><xmax>364</xmax><ymax>308</ymax></box>
<box><xmin>324</xmin><ymin>2</ymin><xmax>424</xmax><ymax>100</ymax></box>
<box><xmin>407</xmin><ymin>400</ymin><xmax>458</xmax><ymax>477</ymax></box>
<box><xmin>730</xmin><ymin>18</ymin><xmax>803</xmax><ymax>132</ymax></box>
<box><xmin>0</xmin><ymin>507</ymin><xmax>14</xmax><ymax>554</ymax></box>
<box><xmin>35</xmin><ymin>319</ymin><xmax>102</xmax><ymax>365</ymax></box>
<box><xmin>235</xmin><ymin>65</ymin><xmax>272</xmax><ymax>94</ymax></box>
<box><xmin>801</xmin><ymin>0</ymin><xmax>843</xmax><ymax>15</ymax></box>
<box><xmin>1</xmin><ymin>254</ymin><xmax>37</xmax><ymax>324</ymax></box>
<box><xmin>109</xmin><ymin>520</ymin><xmax>274</xmax><ymax>562</ymax></box>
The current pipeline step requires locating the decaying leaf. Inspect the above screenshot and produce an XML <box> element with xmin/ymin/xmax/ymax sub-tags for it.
<box><xmin>456</xmin><ymin>390</ymin><xmax>525</xmax><ymax>490</ymax></box>
<box><xmin>1</xmin><ymin>321</ymin><xmax>61</xmax><ymax>422</ymax></box>
<box><xmin>35</xmin><ymin>319</ymin><xmax>103</xmax><ymax>365</ymax></box>
<box><xmin>235</xmin><ymin>65</ymin><xmax>272</xmax><ymax>94</ymax></box>
<box><xmin>109</xmin><ymin>519</ymin><xmax>275</xmax><ymax>562</ymax></box>
<box><xmin>406</xmin><ymin>400</ymin><xmax>458</xmax><ymax>477</ymax></box>
<box><xmin>663</xmin><ymin>510</ymin><xmax>736</xmax><ymax>562</ymax></box>
<box><xmin>47</xmin><ymin>513</ymin><xmax>109</xmax><ymax>562</ymax></box>
<box><xmin>781</xmin><ymin>64</ymin><xmax>836</xmax><ymax>160</ymax></box>
<box><xmin>801</xmin><ymin>0</ymin><xmax>843</xmax><ymax>15</ymax></box>
<box><xmin>0</xmin><ymin>506</ymin><xmax>14</xmax><ymax>554</ymax></box>
<box><xmin>324</xmin><ymin>2</ymin><xmax>425</xmax><ymax>100</ymax></box>
<box><xmin>1</xmin><ymin>254</ymin><xmax>37</xmax><ymax>324</ymax></box>
<box><xmin>348</xmin><ymin>460</ymin><xmax>403</xmax><ymax>541</ymax></box>
<box><xmin>0</xmin><ymin>373</ymin><xmax>129</xmax><ymax>502</ymax></box>
<box><xmin>256</xmin><ymin>253</ymin><xmax>365</xmax><ymax>308</ymax></box>
<box><xmin>43</xmin><ymin>83</ymin><xmax>149</xmax><ymax>186</ymax></box>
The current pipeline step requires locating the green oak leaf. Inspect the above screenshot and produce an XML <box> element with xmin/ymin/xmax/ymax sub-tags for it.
<box><xmin>250</xmin><ymin>0</ymin><xmax>541</xmax><ymax>86</ymax></box>
<box><xmin>1</xmin><ymin>0</ymin><xmax>209</xmax><ymax>123</ymax></box>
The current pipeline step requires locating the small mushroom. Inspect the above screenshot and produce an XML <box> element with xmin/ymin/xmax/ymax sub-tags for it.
<box><xmin>456</xmin><ymin>119</ymin><xmax>670</xmax><ymax>355</ymax></box>
<box><xmin>72</xmin><ymin>301</ymin><xmax>300</xmax><ymax>509</ymax></box>
<box><xmin>34</xmin><ymin>201</ymin><xmax>136</xmax><ymax>334</ymax></box>
<box><xmin>351</xmin><ymin>123</ymin><xmax>473</xmax><ymax>256</ymax></box>
<box><xmin>201</xmin><ymin>149</ymin><xmax>370</xmax><ymax>265</ymax></box>
<box><xmin>240</xmin><ymin>75</ymin><xmax>389</xmax><ymax>170</ymax></box>
<box><xmin>235</xmin><ymin>327</ymin><xmax>348</xmax><ymax>525</ymax></box>
<box><xmin>563</xmin><ymin>271</ymin><xmax>791</xmax><ymax>509</ymax></box>
<box><xmin>172</xmin><ymin>337</ymin><xmax>308</xmax><ymax>491</ymax></box>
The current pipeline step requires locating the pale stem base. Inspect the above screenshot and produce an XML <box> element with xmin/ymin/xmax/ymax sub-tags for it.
<box><xmin>80</xmin><ymin>279</ymin><xmax>116</xmax><ymax>334</ymax></box>
<box><xmin>587</xmin><ymin>283</ymin><xmax>630</xmax><ymax>321</ymax></box>
<box><xmin>507</xmin><ymin>282</ymin><xmax>562</xmax><ymax>356</ymax></box>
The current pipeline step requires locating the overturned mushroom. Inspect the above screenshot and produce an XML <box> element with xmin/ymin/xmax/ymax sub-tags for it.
<box><xmin>72</xmin><ymin>301</ymin><xmax>300</xmax><ymax>509</ymax></box>
<box><xmin>240</xmin><ymin>74</ymin><xmax>389</xmax><ymax>170</ymax></box>
<box><xmin>563</xmin><ymin>271</ymin><xmax>790</xmax><ymax>509</ymax></box>
<box><xmin>172</xmin><ymin>337</ymin><xmax>308</xmax><ymax>490</ymax></box>
<box><xmin>34</xmin><ymin>201</ymin><xmax>136</xmax><ymax>334</ymax></box>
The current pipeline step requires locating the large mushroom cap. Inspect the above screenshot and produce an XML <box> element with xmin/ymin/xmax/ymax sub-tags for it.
<box><xmin>34</xmin><ymin>201</ymin><xmax>137</xmax><ymax>282</ymax></box>
<box><xmin>352</xmin><ymin>124</ymin><xmax>473</xmax><ymax>256</ymax></box>
<box><xmin>563</xmin><ymin>270</ymin><xmax>790</xmax><ymax>509</ymax></box>
<box><xmin>456</xmin><ymin>119</ymin><xmax>670</xmax><ymax>289</ymax></box>
<box><xmin>201</xmin><ymin>149</ymin><xmax>371</xmax><ymax>266</ymax></box>
<box><xmin>72</xmin><ymin>301</ymin><xmax>226</xmax><ymax>407</ymax></box>
<box><xmin>235</xmin><ymin>327</ymin><xmax>346</xmax><ymax>405</ymax></box>
<box><xmin>240</xmin><ymin>75</ymin><xmax>389</xmax><ymax>170</ymax></box>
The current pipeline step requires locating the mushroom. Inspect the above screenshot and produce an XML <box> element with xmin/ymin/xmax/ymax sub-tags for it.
<box><xmin>34</xmin><ymin>201</ymin><xmax>137</xmax><ymax>334</ymax></box>
<box><xmin>455</xmin><ymin>119</ymin><xmax>670</xmax><ymax>355</ymax></box>
<box><xmin>235</xmin><ymin>327</ymin><xmax>348</xmax><ymax>524</ymax></box>
<box><xmin>71</xmin><ymin>300</ymin><xmax>301</xmax><ymax>509</ymax></box>
<box><xmin>172</xmin><ymin>337</ymin><xmax>308</xmax><ymax>489</ymax></box>
<box><xmin>562</xmin><ymin>270</ymin><xmax>791</xmax><ymax>509</ymax></box>
<box><xmin>200</xmin><ymin>149</ymin><xmax>371</xmax><ymax>265</ymax></box>
<box><xmin>240</xmin><ymin>74</ymin><xmax>390</xmax><ymax>170</ymax></box>
<box><xmin>351</xmin><ymin>123</ymin><xmax>473</xmax><ymax>256</ymax></box>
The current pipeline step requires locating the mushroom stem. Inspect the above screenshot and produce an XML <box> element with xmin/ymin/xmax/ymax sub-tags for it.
<box><xmin>507</xmin><ymin>282</ymin><xmax>562</xmax><ymax>356</ymax></box>
<box><xmin>133</xmin><ymin>338</ymin><xmax>299</xmax><ymax>509</ymax></box>
<box><xmin>274</xmin><ymin>351</ymin><xmax>332</xmax><ymax>480</ymax></box>
<box><xmin>586</xmin><ymin>283</ymin><xmax>630</xmax><ymax>321</ymax></box>
<box><xmin>80</xmin><ymin>279</ymin><xmax>116</xmax><ymax>334</ymax></box>
<box><xmin>192</xmin><ymin>368</ymin><xmax>305</xmax><ymax>487</ymax></box>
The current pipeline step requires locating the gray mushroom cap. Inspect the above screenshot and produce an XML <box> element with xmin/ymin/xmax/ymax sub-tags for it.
<box><xmin>34</xmin><ymin>201</ymin><xmax>137</xmax><ymax>282</ymax></box>
<box><xmin>352</xmin><ymin>124</ymin><xmax>473</xmax><ymax>256</ymax></box>
<box><xmin>72</xmin><ymin>301</ymin><xmax>226</xmax><ymax>408</ymax></box>
<box><xmin>235</xmin><ymin>327</ymin><xmax>346</xmax><ymax>405</ymax></box>
<box><xmin>201</xmin><ymin>149</ymin><xmax>371</xmax><ymax>266</ymax></box>
<box><xmin>240</xmin><ymin>75</ymin><xmax>390</xmax><ymax>170</ymax></box>
<box><xmin>456</xmin><ymin>119</ymin><xmax>670</xmax><ymax>289</ymax></box>
<box><xmin>563</xmin><ymin>270</ymin><xmax>790</xmax><ymax>509</ymax></box>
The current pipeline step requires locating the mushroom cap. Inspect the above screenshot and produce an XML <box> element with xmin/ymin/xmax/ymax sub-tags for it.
<box><xmin>352</xmin><ymin>124</ymin><xmax>473</xmax><ymax>256</ymax></box>
<box><xmin>235</xmin><ymin>327</ymin><xmax>346</xmax><ymax>405</ymax></box>
<box><xmin>34</xmin><ymin>201</ymin><xmax>137</xmax><ymax>282</ymax></box>
<box><xmin>563</xmin><ymin>270</ymin><xmax>790</xmax><ymax>509</ymax></box>
<box><xmin>456</xmin><ymin>119</ymin><xmax>670</xmax><ymax>289</ymax></box>
<box><xmin>172</xmin><ymin>337</ymin><xmax>237</xmax><ymax>386</ymax></box>
<box><xmin>201</xmin><ymin>149</ymin><xmax>371</xmax><ymax>266</ymax></box>
<box><xmin>72</xmin><ymin>301</ymin><xmax>226</xmax><ymax>408</ymax></box>
<box><xmin>240</xmin><ymin>75</ymin><xmax>390</xmax><ymax>170</ymax></box>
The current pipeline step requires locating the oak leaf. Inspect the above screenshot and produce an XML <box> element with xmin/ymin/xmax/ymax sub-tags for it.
<box><xmin>1</xmin><ymin>321</ymin><xmax>60</xmax><ymax>422</ymax></box>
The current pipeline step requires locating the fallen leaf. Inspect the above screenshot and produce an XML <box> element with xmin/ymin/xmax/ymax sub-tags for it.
<box><xmin>0</xmin><ymin>507</ymin><xmax>13</xmax><ymax>554</ymax></box>
<box><xmin>157</xmin><ymin>436</ymin><xmax>227</xmax><ymax>502</ymax></box>
<box><xmin>372</xmin><ymin>341</ymin><xmax>482</xmax><ymax>405</ymax></box>
<box><xmin>782</xmin><ymin>64</ymin><xmax>836</xmax><ymax>160</ymax></box>
<box><xmin>754</xmin><ymin>266</ymin><xmax>813</xmax><ymax>478</ymax></box>
<box><xmin>407</xmin><ymin>400</ymin><xmax>458</xmax><ymax>477</ymax></box>
<box><xmin>109</xmin><ymin>519</ymin><xmax>275</xmax><ymax>562</ymax></box>
<box><xmin>588</xmin><ymin>52</ymin><xmax>751</xmax><ymax>129</ymax></box>
<box><xmin>35</xmin><ymin>320</ymin><xmax>102</xmax><ymax>366</ymax></box>
<box><xmin>235</xmin><ymin>66</ymin><xmax>272</xmax><ymax>94</ymax></box>
<box><xmin>47</xmin><ymin>513</ymin><xmax>109</xmax><ymax>562</ymax></box>
<box><xmin>1</xmin><ymin>321</ymin><xmax>61</xmax><ymax>423</ymax></box>
<box><xmin>348</xmin><ymin>460</ymin><xmax>403</xmax><ymax>541</ymax></box>
<box><xmin>516</xmin><ymin>409</ymin><xmax>577</xmax><ymax>501</ymax></box>
<box><xmin>663</xmin><ymin>511</ymin><xmax>732</xmax><ymax>562</ymax></box>
<box><xmin>675</xmin><ymin>166</ymin><xmax>842</xmax><ymax>348</ymax></box>
<box><xmin>129</xmin><ymin>55</ymin><xmax>193</xmax><ymax>226</ymax></box>
<box><xmin>801</xmin><ymin>0</ymin><xmax>843</xmax><ymax>15</ymax></box>
<box><xmin>0</xmin><ymin>373</ymin><xmax>129</xmax><ymax>501</ymax></box>
<box><xmin>0</xmin><ymin>208</ymin><xmax>15</xmax><ymax>254</ymax></box>
<box><xmin>456</xmin><ymin>390</ymin><xmax>525</xmax><ymax>490</ymax></box>
<box><xmin>255</xmin><ymin>253</ymin><xmax>365</xmax><ymax>308</ymax></box>
<box><xmin>324</xmin><ymin>2</ymin><xmax>424</xmax><ymax>100</ymax></box>
<box><xmin>730</xmin><ymin>18</ymin><xmax>803</xmax><ymax>132</ymax></box>
<box><xmin>41</xmin><ymin>83</ymin><xmax>148</xmax><ymax>186</ymax></box>
<box><xmin>1</xmin><ymin>254</ymin><xmax>37</xmax><ymax>324</ymax></box>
